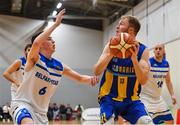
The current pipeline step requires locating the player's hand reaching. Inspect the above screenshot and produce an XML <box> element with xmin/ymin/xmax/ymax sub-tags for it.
<box><xmin>90</xmin><ymin>76</ymin><xmax>99</xmax><ymax>86</ymax></box>
<box><xmin>171</xmin><ymin>95</ymin><xmax>177</xmax><ymax>105</ymax></box>
<box><xmin>54</xmin><ymin>9</ymin><xmax>66</xmax><ymax>26</ymax></box>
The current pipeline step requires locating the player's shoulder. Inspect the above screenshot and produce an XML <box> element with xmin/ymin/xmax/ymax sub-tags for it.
<box><xmin>19</xmin><ymin>57</ymin><xmax>26</xmax><ymax>65</ymax></box>
<box><xmin>137</xmin><ymin>42</ymin><xmax>148</xmax><ymax>59</ymax></box>
<box><xmin>149</xmin><ymin>57</ymin><xmax>154</xmax><ymax>62</ymax></box>
<box><xmin>39</xmin><ymin>53</ymin><xmax>64</xmax><ymax>71</ymax></box>
<box><xmin>139</xmin><ymin>42</ymin><xmax>147</xmax><ymax>48</ymax></box>
<box><xmin>148</xmin><ymin>57</ymin><xmax>157</xmax><ymax>67</ymax></box>
<box><xmin>162</xmin><ymin>58</ymin><xmax>169</xmax><ymax>67</ymax></box>
<box><xmin>51</xmin><ymin>57</ymin><xmax>64</xmax><ymax>71</ymax></box>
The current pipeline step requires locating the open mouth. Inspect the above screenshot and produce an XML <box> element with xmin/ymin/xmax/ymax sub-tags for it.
<box><xmin>53</xmin><ymin>45</ymin><xmax>55</xmax><ymax>49</ymax></box>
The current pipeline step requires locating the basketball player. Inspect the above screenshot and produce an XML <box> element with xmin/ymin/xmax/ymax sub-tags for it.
<box><xmin>141</xmin><ymin>43</ymin><xmax>177</xmax><ymax>124</ymax></box>
<box><xmin>3</xmin><ymin>43</ymin><xmax>31</xmax><ymax>99</ymax></box>
<box><xmin>10</xmin><ymin>9</ymin><xmax>99</xmax><ymax>124</ymax></box>
<box><xmin>94</xmin><ymin>15</ymin><xmax>153</xmax><ymax>124</ymax></box>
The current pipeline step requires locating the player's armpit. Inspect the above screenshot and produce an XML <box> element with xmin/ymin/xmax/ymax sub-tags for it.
<box><xmin>93</xmin><ymin>42</ymin><xmax>113</xmax><ymax>76</ymax></box>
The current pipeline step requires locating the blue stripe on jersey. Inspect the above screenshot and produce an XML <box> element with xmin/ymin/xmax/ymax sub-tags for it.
<box><xmin>19</xmin><ymin>57</ymin><xmax>26</xmax><ymax>66</ymax></box>
<box><xmin>39</xmin><ymin>53</ymin><xmax>63</xmax><ymax>71</ymax></box>
<box><xmin>126</xmin><ymin>77</ymin><xmax>136</xmax><ymax>97</ymax></box>
<box><xmin>110</xmin><ymin>75</ymin><xmax>118</xmax><ymax>97</ymax></box>
<box><xmin>107</xmin><ymin>69</ymin><xmax>136</xmax><ymax>77</ymax></box>
<box><xmin>150</xmin><ymin>70</ymin><xmax>168</xmax><ymax>73</ymax></box>
<box><xmin>149</xmin><ymin>109</ymin><xmax>170</xmax><ymax>115</ymax></box>
<box><xmin>153</xmin><ymin>114</ymin><xmax>173</xmax><ymax>124</ymax></box>
<box><xmin>149</xmin><ymin>57</ymin><xmax>169</xmax><ymax>68</ymax></box>
<box><xmin>20</xmin><ymin>67</ymin><xmax>24</xmax><ymax>70</ymax></box>
<box><xmin>36</xmin><ymin>63</ymin><xmax>62</xmax><ymax>77</ymax></box>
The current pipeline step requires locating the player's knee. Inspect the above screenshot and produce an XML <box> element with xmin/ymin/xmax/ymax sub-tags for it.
<box><xmin>15</xmin><ymin>108</ymin><xmax>33</xmax><ymax>124</ymax></box>
<box><xmin>100</xmin><ymin>113</ymin><xmax>112</xmax><ymax>124</ymax></box>
<box><xmin>136</xmin><ymin>115</ymin><xmax>153</xmax><ymax>124</ymax></box>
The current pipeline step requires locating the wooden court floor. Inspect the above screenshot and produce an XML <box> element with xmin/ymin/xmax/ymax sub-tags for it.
<box><xmin>0</xmin><ymin>108</ymin><xmax>177</xmax><ymax>125</ymax></box>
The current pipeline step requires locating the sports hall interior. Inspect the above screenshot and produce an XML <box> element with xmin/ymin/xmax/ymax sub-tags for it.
<box><xmin>0</xmin><ymin>0</ymin><xmax>180</xmax><ymax>124</ymax></box>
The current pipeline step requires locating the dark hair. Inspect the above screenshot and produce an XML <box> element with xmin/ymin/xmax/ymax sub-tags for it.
<box><xmin>31</xmin><ymin>31</ymin><xmax>43</xmax><ymax>44</ymax></box>
<box><xmin>24</xmin><ymin>43</ymin><xmax>32</xmax><ymax>51</ymax></box>
<box><xmin>121</xmin><ymin>15</ymin><xmax>141</xmax><ymax>35</ymax></box>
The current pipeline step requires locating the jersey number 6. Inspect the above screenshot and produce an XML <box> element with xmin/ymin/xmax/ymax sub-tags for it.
<box><xmin>39</xmin><ymin>87</ymin><xmax>47</xmax><ymax>95</ymax></box>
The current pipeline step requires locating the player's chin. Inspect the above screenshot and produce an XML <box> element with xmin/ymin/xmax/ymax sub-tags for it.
<box><xmin>51</xmin><ymin>48</ymin><xmax>55</xmax><ymax>52</ymax></box>
<box><xmin>52</xmin><ymin>46</ymin><xmax>56</xmax><ymax>51</ymax></box>
<box><xmin>116</xmin><ymin>31</ymin><xmax>120</xmax><ymax>36</ymax></box>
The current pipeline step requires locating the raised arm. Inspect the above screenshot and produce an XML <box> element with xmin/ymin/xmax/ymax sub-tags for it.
<box><xmin>25</xmin><ymin>9</ymin><xmax>66</xmax><ymax>71</ymax></box>
<box><xmin>131</xmin><ymin>45</ymin><xmax>150</xmax><ymax>85</ymax></box>
<box><xmin>165</xmin><ymin>70</ymin><xmax>177</xmax><ymax>105</ymax></box>
<box><xmin>62</xmin><ymin>64</ymin><xmax>99</xmax><ymax>86</ymax></box>
<box><xmin>93</xmin><ymin>42</ymin><xmax>114</xmax><ymax>76</ymax></box>
<box><xmin>3</xmin><ymin>59</ymin><xmax>21</xmax><ymax>87</ymax></box>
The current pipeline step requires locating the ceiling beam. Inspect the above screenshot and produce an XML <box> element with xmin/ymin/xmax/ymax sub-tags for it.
<box><xmin>48</xmin><ymin>15</ymin><xmax>106</xmax><ymax>20</ymax></box>
<box><xmin>97</xmin><ymin>0</ymin><xmax>132</xmax><ymax>9</ymax></box>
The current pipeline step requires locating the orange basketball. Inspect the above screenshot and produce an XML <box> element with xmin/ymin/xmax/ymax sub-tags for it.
<box><xmin>109</xmin><ymin>32</ymin><xmax>134</xmax><ymax>58</ymax></box>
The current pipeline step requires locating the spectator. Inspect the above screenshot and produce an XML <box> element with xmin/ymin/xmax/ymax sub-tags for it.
<box><xmin>2</xmin><ymin>103</ymin><xmax>11</xmax><ymax>123</ymax></box>
<box><xmin>52</xmin><ymin>103</ymin><xmax>59</xmax><ymax>121</ymax></box>
<box><xmin>75</xmin><ymin>104</ymin><xmax>84</xmax><ymax>120</ymax></box>
<box><xmin>66</xmin><ymin>104</ymin><xmax>73</xmax><ymax>120</ymax></box>
<box><xmin>0</xmin><ymin>106</ymin><xmax>3</xmax><ymax>121</ymax></box>
<box><xmin>47</xmin><ymin>103</ymin><xmax>54</xmax><ymax>121</ymax></box>
<box><xmin>59</xmin><ymin>104</ymin><xmax>66</xmax><ymax>120</ymax></box>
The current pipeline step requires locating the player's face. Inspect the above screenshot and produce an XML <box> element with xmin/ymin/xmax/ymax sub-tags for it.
<box><xmin>154</xmin><ymin>45</ymin><xmax>165</xmax><ymax>59</ymax></box>
<box><xmin>44</xmin><ymin>37</ymin><xmax>56</xmax><ymax>52</ymax></box>
<box><xmin>116</xmin><ymin>18</ymin><xmax>129</xmax><ymax>35</ymax></box>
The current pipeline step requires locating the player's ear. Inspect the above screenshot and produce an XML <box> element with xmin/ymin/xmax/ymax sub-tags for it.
<box><xmin>128</xmin><ymin>27</ymin><xmax>134</xmax><ymax>34</ymax></box>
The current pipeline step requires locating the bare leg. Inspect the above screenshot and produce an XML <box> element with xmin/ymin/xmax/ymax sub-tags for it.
<box><xmin>118</xmin><ymin>116</ymin><xmax>125</xmax><ymax>124</ymax></box>
<box><xmin>164</xmin><ymin>120</ymin><xmax>174</xmax><ymax>124</ymax></box>
<box><xmin>21</xmin><ymin>117</ymin><xmax>33</xmax><ymax>124</ymax></box>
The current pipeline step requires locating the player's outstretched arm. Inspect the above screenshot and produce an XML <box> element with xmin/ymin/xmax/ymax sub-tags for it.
<box><xmin>93</xmin><ymin>42</ymin><xmax>113</xmax><ymax>76</ymax></box>
<box><xmin>131</xmin><ymin>45</ymin><xmax>150</xmax><ymax>85</ymax></box>
<box><xmin>63</xmin><ymin>64</ymin><xmax>99</xmax><ymax>86</ymax></box>
<box><xmin>165</xmin><ymin>70</ymin><xmax>177</xmax><ymax>105</ymax></box>
<box><xmin>25</xmin><ymin>9</ymin><xmax>66</xmax><ymax>71</ymax></box>
<box><xmin>3</xmin><ymin>59</ymin><xmax>21</xmax><ymax>87</ymax></box>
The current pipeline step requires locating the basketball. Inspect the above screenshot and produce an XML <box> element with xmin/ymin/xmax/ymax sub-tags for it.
<box><xmin>109</xmin><ymin>32</ymin><xmax>134</xmax><ymax>58</ymax></box>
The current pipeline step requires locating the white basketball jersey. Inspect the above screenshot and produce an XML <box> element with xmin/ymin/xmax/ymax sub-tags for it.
<box><xmin>13</xmin><ymin>53</ymin><xmax>63</xmax><ymax>114</ymax></box>
<box><xmin>11</xmin><ymin>57</ymin><xmax>26</xmax><ymax>100</ymax></box>
<box><xmin>141</xmin><ymin>57</ymin><xmax>169</xmax><ymax>98</ymax></box>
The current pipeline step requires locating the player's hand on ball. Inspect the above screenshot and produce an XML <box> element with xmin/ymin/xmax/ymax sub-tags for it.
<box><xmin>130</xmin><ymin>41</ymin><xmax>139</xmax><ymax>60</ymax></box>
<box><xmin>109</xmin><ymin>33</ymin><xmax>135</xmax><ymax>58</ymax></box>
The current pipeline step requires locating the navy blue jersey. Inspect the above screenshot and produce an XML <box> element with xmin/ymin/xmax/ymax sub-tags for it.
<box><xmin>99</xmin><ymin>43</ymin><xmax>146</xmax><ymax>101</ymax></box>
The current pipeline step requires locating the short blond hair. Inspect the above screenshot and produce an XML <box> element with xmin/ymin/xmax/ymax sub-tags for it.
<box><xmin>121</xmin><ymin>15</ymin><xmax>141</xmax><ymax>35</ymax></box>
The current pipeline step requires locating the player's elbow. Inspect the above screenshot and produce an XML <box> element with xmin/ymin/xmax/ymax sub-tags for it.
<box><xmin>2</xmin><ymin>71</ymin><xmax>8</xmax><ymax>79</ymax></box>
<box><xmin>94</xmin><ymin>70</ymin><xmax>100</xmax><ymax>76</ymax></box>
<box><xmin>32</xmin><ymin>40</ymin><xmax>41</xmax><ymax>47</ymax></box>
<box><xmin>93</xmin><ymin>65</ymin><xmax>101</xmax><ymax>76</ymax></box>
<box><xmin>140</xmin><ymin>80</ymin><xmax>147</xmax><ymax>85</ymax></box>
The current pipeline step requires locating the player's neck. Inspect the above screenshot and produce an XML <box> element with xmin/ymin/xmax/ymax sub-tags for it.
<box><xmin>40</xmin><ymin>50</ymin><xmax>53</xmax><ymax>59</ymax></box>
<box><xmin>154</xmin><ymin>56</ymin><xmax>163</xmax><ymax>63</ymax></box>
